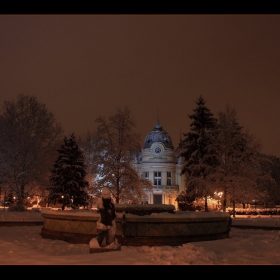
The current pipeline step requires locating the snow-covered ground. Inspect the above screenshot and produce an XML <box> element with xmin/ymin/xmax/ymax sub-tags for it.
<box><xmin>0</xmin><ymin>208</ymin><xmax>280</xmax><ymax>265</ymax></box>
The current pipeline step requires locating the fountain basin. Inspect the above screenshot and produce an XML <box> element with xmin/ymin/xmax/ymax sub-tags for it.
<box><xmin>40</xmin><ymin>207</ymin><xmax>231</xmax><ymax>246</ymax></box>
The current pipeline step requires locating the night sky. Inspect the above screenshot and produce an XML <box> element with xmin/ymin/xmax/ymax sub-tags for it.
<box><xmin>1</xmin><ymin>14</ymin><xmax>280</xmax><ymax>157</ymax></box>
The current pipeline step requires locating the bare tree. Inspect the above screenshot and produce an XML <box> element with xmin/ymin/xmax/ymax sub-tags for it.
<box><xmin>208</xmin><ymin>105</ymin><xmax>275</xmax><ymax>216</ymax></box>
<box><xmin>78</xmin><ymin>131</ymin><xmax>100</xmax><ymax>207</ymax></box>
<box><xmin>78</xmin><ymin>131</ymin><xmax>99</xmax><ymax>182</ymax></box>
<box><xmin>93</xmin><ymin>107</ymin><xmax>153</xmax><ymax>203</ymax></box>
<box><xmin>0</xmin><ymin>94</ymin><xmax>64</xmax><ymax>209</ymax></box>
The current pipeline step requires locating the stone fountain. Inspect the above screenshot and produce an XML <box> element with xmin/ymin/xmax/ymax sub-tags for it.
<box><xmin>40</xmin><ymin>204</ymin><xmax>232</xmax><ymax>246</ymax></box>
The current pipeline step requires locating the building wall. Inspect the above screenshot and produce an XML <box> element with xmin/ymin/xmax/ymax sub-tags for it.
<box><xmin>132</xmin><ymin>141</ymin><xmax>186</xmax><ymax>209</ymax></box>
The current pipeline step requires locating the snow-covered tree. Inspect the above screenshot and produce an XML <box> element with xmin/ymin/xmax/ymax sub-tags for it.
<box><xmin>179</xmin><ymin>96</ymin><xmax>217</xmax><ymax>211</ymax></box>
<box><xmin>78</xmin><ymin>131</ymin><xmax>100</xmax><ymax>207</ymax></box>
<box><xmin>48</xmin><ymin>133</ymin><xmax>89</xmax><ymax>210</ymax></box>
<box><xmin>208</xmin><ymin>105</ymin><xmax>275</xmax><ymax>216</ymax></box>
<box><xmin>93</xmin><ymin>107</ymin><xmax>153</xmax><ymax>203</ymax></box>
<box><xmin>0</xmin><ymin>94</ymin><xmax>63</xmax><ymax>210</ymax></box>
<box><xmin>254</xmin><ymin>154</ymin><xmax>280</xmax><ymax>205</ymax></box>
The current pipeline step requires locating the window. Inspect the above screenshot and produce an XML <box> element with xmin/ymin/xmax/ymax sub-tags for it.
<box><xmin>167</xmin><ymin>172</ymin><xmax>172</xmax><ymax>186</ymax></box>
<box><xmin>154</xmin><ymin>171</ymin><xmax>161</xmax><ymax>185</ymax></box>
<box><xmin>144</xmin><ymin>172</ymin><xmax>149</xmax><ymax>180</ymax></box>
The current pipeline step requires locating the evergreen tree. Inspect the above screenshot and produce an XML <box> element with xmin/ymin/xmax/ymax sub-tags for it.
<box><xmin>179</xmin><ymin>96</ymin><xmax>217</xmax><ymax>211</ymax></box>
<box><xmin>48</xmin><ymin>133</ymin><xmax>89</xmax><ymax>210</ymax></box>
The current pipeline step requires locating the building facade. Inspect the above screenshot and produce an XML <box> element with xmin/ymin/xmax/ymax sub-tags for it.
<box><xmin>132</xmin><ymin>119</ymin><xmax>187</xmax><ymax>208</ymax></box>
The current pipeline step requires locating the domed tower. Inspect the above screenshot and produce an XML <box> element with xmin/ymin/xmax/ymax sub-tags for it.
<box><xmin>141</xmin><ymin>118</ymin><xmax>176</xmax><ymax>164</ymax></box>
<box><xmin>132</xmin><ymin>119</ymin><xmax>186</xmax><ymax>206</ymax></box>
<box><xmin>143</xmin><ymin>119</ymin><xmax>174</xmax><ymax>150</ymax></box>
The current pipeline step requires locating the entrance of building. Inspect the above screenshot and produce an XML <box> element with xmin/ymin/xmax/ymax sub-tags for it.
<box><xmin>153</xmin><ymin>194</ymin><xmax>162</xmax><ymax>204</ymax></box>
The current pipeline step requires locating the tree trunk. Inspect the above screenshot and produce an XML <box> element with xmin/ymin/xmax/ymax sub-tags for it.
<box><xmin>222</xmin><ymin>188</ymin><xmax>227</xmax><ymax>212</ymax></box>
<box><xmin>204</xmin><ymin>195</ymin><xmax>208</xmax><ymax>212</ymax></box>
<box><xmin>222</xmin><ymin>198</ymin><xmax>226</xmax><ymax>212</ymax></box>
<box><xmin>116</xmin><ymin>178</ymin><xmax>120</xmax><ymax>203</ymax></box>
<box><xmin>232</xmin><ymin>200</ymin><xmax>236</xmax><ymax>217</ymax></box>
<box><xmin>18</xmin><ymin>184</ymin><xmax>25</xmax><ymax>206</ymax></box>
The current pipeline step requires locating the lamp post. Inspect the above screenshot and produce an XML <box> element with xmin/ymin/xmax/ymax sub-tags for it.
<box><xmin>61</xmin><ymin>195</ymin><xmax>64</xmax><ymax>210</ymax></box>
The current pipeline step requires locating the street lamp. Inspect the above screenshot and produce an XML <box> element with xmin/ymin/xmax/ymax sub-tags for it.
<box><xmin>61</xmin><ymin>195</ymin><xmax>64</xmax><ymax>210</ymax></box>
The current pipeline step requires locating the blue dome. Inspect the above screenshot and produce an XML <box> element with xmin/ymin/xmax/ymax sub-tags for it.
<box><xmin>143</xmin><ymin>121</ymin><xmax>174</xmax><ymax>149</ymax></box>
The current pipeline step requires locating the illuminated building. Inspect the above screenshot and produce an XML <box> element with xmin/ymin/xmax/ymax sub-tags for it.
<box><xmin>132</xmin><ymin>119</ymin><xmax>186</xmax><ymax>208</ymax></box>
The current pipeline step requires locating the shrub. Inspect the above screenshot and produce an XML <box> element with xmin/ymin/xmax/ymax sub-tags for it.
<box><xmin>227</xmin><ymin>207</ymin><xmax>280</xmax><ymax>215</ymax></box>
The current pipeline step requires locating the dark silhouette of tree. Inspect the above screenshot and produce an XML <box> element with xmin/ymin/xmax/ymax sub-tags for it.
<box><xmin>93</xmin><ymin>107</ymin><xmax>153</xmax><ymax>203</ymax></box>
<box><xmin>179</xmin><ymin>96</ymin><xmax>217</xmax><ymax>211</ymax></box>
<box><xmin>48</xmin><ymin>133</ymin><xmax>89</xmax><ymax>210</ymax></box>
<box><xmin>175</xmin><ymin>190</ymin><xmax>203</xmax><ymax>211</ymax></box>
<box><xmin>257</xmin><ymin>154</ymin><xmax>280</xmax><ymax>205</ymax></box>
<box><xmin>0</xmin><ymin>94</ymin><xmax>63</xmax><ymax>210</ymax></box>
<box><xmin>6</xmin><ymin>189</ymin><xmax>15</xmax><ymax>205</ymax></box>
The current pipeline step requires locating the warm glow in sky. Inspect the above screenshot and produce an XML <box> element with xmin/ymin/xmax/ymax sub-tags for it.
<box><xmin>1</xmin><ymin>14</ymin><xmax>280</xmax><ymax>157</ymax></box>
